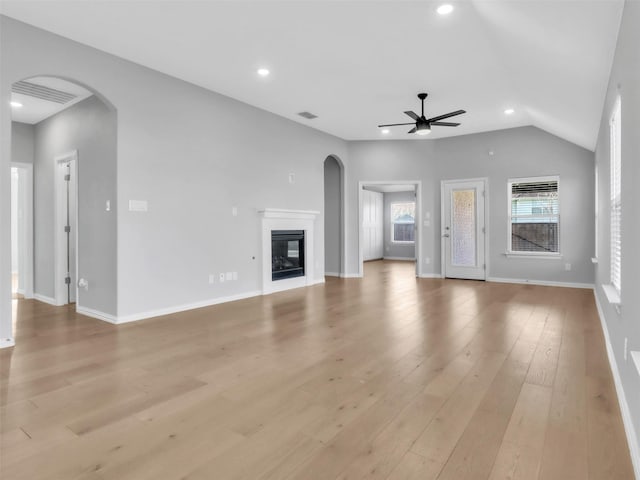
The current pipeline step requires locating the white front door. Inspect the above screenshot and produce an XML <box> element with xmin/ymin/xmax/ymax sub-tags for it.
<box><xmin>442</xmin><ymin>179</ymin><xmax>486</xmax><ymax>280</ymax></box>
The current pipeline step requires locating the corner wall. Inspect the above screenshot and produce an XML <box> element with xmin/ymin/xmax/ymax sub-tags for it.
<box><xmin>593</xmin><ymin>0</ymin><xmax>640</xmax><ymax>473</ymax></box>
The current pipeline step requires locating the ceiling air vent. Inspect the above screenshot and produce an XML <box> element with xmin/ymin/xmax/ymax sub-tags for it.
<box><xmin>12</xmin><ymin>80</ymin><xmax>77</xmax><ymax>104</ymax></box>
<box><xmin>297</xmin><ymin>111</ymin><xmax>318</xmax><ymax>120</ymax></box>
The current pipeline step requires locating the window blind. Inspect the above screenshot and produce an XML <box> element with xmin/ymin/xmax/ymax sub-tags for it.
<box><xmin>610</xmin><ymin>98</ymin><xmax>622</xmax><ymax>293</ymax></box>
<box><xmin>509</xmin><ymin>179</ymin><xmax>559</xmax><ymax>253</ymax></box>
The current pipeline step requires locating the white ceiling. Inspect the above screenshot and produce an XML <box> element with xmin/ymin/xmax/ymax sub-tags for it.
<box><xmin>1</xmin><ymin>1</ymin><xmax>624</xmax><ymax>150</ymax></box>
<box><xmin>11</xmin><ymin>76</ymin><xmax>93</xmax><ymax>124</ymax></box>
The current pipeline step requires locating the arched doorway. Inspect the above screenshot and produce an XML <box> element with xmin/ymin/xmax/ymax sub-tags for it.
<box><xmin>324</xmin><ymin>155</ymin><xmax>345</xmax><ymax>277</ymax></box>
<box><xmin>5</xmin><ymin>75</ymin><xmax>117</xmax><ymax>345</ymax></box>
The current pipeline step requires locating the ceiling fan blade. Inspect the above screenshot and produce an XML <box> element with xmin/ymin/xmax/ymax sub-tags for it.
<box><xmin>426</xmin><ymin>109</ymin><xmax>466</xmax><ymax>123</ymax></box>
<box><xmin>404</xmin><ymin>111</ymin><xmax>419</xmax><ymax>121</ymax></box>
<box><xmin>407</xmin><ymin>127</ymin><xmax>417</xmax><ymax>134</ymax></box>
<box><xmin>431</xmin><ymin>121</ymin><xmax>460</xmax><ymax>127</ymax></box>
<box><xmin>378</xmin><ymin>122</ymin><xmax>416</xmax><ymax>127</ymax></box>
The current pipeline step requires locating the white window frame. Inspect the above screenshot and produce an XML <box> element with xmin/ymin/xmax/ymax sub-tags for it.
<box><xmin>608</xmin><ymin>96</ymin><xmax>622</xmax><ymax>301</ymax></box>
<box><xmin>507</xmin><ymin>175</ymin><xmax>561</xmax><ymax>258</ymax></box>
<box><xmin>390</xmin><ymin>201</ymin><xmax>416</xmax><ymax>244</ymax></box>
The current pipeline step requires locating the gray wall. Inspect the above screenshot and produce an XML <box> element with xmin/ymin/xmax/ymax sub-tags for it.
<box><xmin>594</xmin><ymin>0</ymin><xmax>640</xmax><ymax>455</ymax></box>
<box><xmin>324</xmin><ymin>156</ymin><xmax>341</xmax><ymax>275</ymax></box>
<box><xmin>0</xmin><ymin>16</ymin><xmax>348</xmax><ymax>333</ymax></box>
<box><xmin>33</xmin><ymin>96</ymin><xmax>117</xmax><ymax>315</ymax></box>
<box><xmin>11</xmin><ymin>122</ymin><xmax>34</xmax><ymax>164</ymax></box>
<box><xmin>383</xmin><ymin>191</ymin><xmax>416</xmax><ymax>259</ymax></box>
<box><xmin>347</xmin><ymin>126</ymin><xmax>595</xmax><ymax>284</ymax></box>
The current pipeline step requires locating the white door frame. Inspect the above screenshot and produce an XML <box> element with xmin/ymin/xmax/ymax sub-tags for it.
<box><xmin>54</xmin><ymin>150</ymin><xmax>79</xmax><ymax>307</ymax></box>
<box><xmin>358</xmin><ymin>180</ymin><xmax>422</xmax><ymax>277</ymax></box>
<box><xmin>440</xmin><ymin>177</ymin><xmax>489</xmax><ymax>280</ymax></box>
<box><xmin>10</xmin><ymin>162</ymin><xmax>34</xmax><ymax>298</ymax></box>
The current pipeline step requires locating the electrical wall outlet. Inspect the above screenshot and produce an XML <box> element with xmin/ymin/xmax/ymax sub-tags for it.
<box><xmin>232</xmin><ymin>272</ymin><xmax>238</xmax><ymax>281</ymax></box>
<box><xmin>565</xmin><ymin>263</ymin><xmax>572</xmax><ymax>271</ymax></box>
<box><xmin>232</xmin><ymin>206</ymin><xmax>238</xmax><ymax>216</ymax></box>
<box><xmin>425</xmin><ymin>257</ymin><xmax>431</xmax><ymax>265</ymax></box>
<box><xmin>219</xmin><ymin>273</ymin><xmax>225</xmax><ymax>283</ymax></box>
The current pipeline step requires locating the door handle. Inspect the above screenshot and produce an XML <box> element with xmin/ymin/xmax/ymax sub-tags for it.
<box><xmin>442</xmin><ymin>233</ymin><xmax>450</xmax><ymax>238</ymax></box>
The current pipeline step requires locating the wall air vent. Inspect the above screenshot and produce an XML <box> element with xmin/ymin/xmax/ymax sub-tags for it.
<box><xmin>297</xmin><ymin>111</ymin><xmax>318</xmax><ymax>120</ymax></box>
<box><xmin>12</xmin><ymin>80</ymin><xmax>78</xmax><ymax>104</ymax></box>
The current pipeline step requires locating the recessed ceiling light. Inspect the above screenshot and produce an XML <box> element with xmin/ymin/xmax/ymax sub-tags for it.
<box><xmin>381</xmin><ymin>129</ymin><xmax>390</xmax><ymax>134</ymax></box>
<box><xmin>504</xmin><ymin>108</ymin><xmax>515</xmax><ymax>115</ymax></box>
<box><xmin>10</xmin><ymin>101</ymin><xmax>22</xmax><ymax>108</ymax></box>
<box><xmin>437</xmin><ymin>4</ymin><xmax>454</xmax><ymax>15</ymax></box>
<box><xmin>257</xmin><ymin>68</ymin><xmax>270</xmax><ymax>77</ymax></box>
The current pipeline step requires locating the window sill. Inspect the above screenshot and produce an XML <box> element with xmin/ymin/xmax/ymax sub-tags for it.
<box><xmin>602</xmin><ymin>284</ymin><xmax>621</xmax><ymax>305</ymax></box>
<box><xmin>392</xmin><ymin>241</ymin><xmax>415</xmax><ymax>245</ymax></box>
<box><xmin>591</xmin><ymin>257</ymin><xmax>598</xmax><ymax>264</ymax></box>
<box><xmin>504</xmin><ymin>252</ymin><xmax>562</xmax><ymax>260</ymax></box>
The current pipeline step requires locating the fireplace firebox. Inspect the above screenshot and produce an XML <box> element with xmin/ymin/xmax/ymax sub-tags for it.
<box><xmin>271</xmin><ymin>230</ymin><xmax>305</xmax><ymax>281</ymax></box>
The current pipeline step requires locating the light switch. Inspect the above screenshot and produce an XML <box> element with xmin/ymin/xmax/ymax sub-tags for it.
<box><xmin>129</xmin><ymin>200</ymin><xmax>148</xmax><ymax>212</ymax></box>
<box><xmin>232</xmin><ymin>206</ymin><xmax>238</xmax><ymax>216</ymax></box>
<box><xmin>288</xmin><ymin>173</ymin><xmax>295</xmax><ymax>184</ymax></box>
<box><xmin>105</xmin><ymin>200</ymin><xmax>111</xmax><ymax>211</ymax></box>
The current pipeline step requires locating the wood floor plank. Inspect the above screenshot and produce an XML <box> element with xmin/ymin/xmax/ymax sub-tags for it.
<box><xmin>0</xmin><ymin>261</ymin><xmax>633</xmax><ymax>480</ymax></box>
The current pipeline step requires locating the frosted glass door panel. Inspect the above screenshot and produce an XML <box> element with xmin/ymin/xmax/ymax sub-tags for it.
<box><xmin>451</xmin><ymin>189</ymin><xmax>476</xmax><ymax>267</ymax></box>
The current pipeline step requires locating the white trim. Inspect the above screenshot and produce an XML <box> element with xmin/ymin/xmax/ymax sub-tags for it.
<box><xmin>602</xmin><ymin>284</ymin><xmax>621</xmax><ymax>306</ymax></box>
<box><xmin>0</xmin><ymin>337</ymin><xmax>15</xmax><ymax>349</ymax></box>
<box><xmin>76</xmin><ymin>306</ymin><xmax>118</xmax><ymax>324</ymax></box>
<box><xmin>117</xmin><ymin>290</ymin><xmax>263</xmax><ymax>324</ymax></box>
<box><xmin>54</xmin><ymin>150</ymin><xmax>79</xmax><ymax>308</ymax></box>
<box><xmin>487</xmin><ymin>277</ymin><xmax>594</xmax><ymax>289</ymax></box>
<box><xmin>504</xmin><ymin>252</ymin><xmax>563</xmax><ymax>260</ymax></box>
<box><xmin>358</xmin><ymin>180</ymin><xmax>422</xmax><ymax>278</ymax></box>
<box><xmin>593</xmin><ymin>291</ymin><xmax>640</xmax><ymax>479</ymax></box>
<box><xmin>341</xmin><ymin>273</ymin><xmax>363</xmax><ymax>278</ymax></box>
<box><xmin>258</xmin><ymin>208</ymin><xmax>319</xmax><ymax>219</ymax></box>
<box><xmin>324</xmin><ymin>272</ymin><xmax>340</xmax><ymax>277</ymax></box>
<box><xmin>631</xmin><ymin>351</ymin><xmax>640</xmax><ymax>379</ymax></box>
<box><xmin>418</xmin><ymin>273</ymin><xmax>442</xmax><ymax>279</ymax></box>
<box><xmin>10</xmin><ymin>162</ymin><xmax>34</xmax><ymax>299</ymax></box>
<box><xmin>383</xmin><ymin>256</ymin><xmax>415</xmax><ymax>261</ymax></box>
<box><xmin>34</xmin><ymin>293</ymin><xmax>61</xmax><ymax>306</ymax></box>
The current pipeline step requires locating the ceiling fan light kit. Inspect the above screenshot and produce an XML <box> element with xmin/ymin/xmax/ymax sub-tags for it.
<box><xmin>378</xmin><ymin>92</ymin><xmax>466</xmax><ymax>136</ymax></box>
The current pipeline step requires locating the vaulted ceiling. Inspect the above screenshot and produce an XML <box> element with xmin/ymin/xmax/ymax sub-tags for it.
<box><xmin>1</xmin><ymin>1</ymin><xmax>624</xmax><ymax>150</ymax></box>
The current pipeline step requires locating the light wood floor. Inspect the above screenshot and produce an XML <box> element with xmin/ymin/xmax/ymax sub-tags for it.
<box><xmin>0</xmin><ymin>260</ymin><xmax>633</xmax><ymax>479</ymax></box>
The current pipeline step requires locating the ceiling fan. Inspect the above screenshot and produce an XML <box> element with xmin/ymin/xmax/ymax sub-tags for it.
<box><xmin>379</xmin><ymin>93</ymin><xmax>466</xmax><ymax>135</ymax></box>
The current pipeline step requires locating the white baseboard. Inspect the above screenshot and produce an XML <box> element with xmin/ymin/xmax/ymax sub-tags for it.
<box><xmin>325</xmin><ymin>272</ymin><xmax>340</xmax><ymax>277</ymax></box>
<box><xmin>487</xmin><ymin>277</ymin><xmax>594</xmax><ymax>289</ymax></box>
<box><xmin>0</xmin><ymin>337</ymin><xmax>15</xmax><ymax>349</ymax></box>
<box><xmin>310</xmin><ymin>278</ymin><xmax>325</xmax><ymax>286</ymax></box>
<box><xmin>418</xmin><ymin>273</ymin><xmax>443</xmax><ymax>279</ymax></box>
<box><xmin>341</xmin><ymin>273</ymin><xmax>363</xmax><ymax>278</ymax></box>
<box><xmin>16</xmin><ymin>288</ymin><xmax>25</xmax><ymax>295</ymax></box>
<box><xmin>34</xmin><ymin>293</ymin><xmax>61</xmax><ymax>306</ymax></box>
<box><xmin>593</xmin><ymin>290</ymin><xmax>640</xmax><ymax>479</ymax></box>
<box><xmin>383</xmin><ymin>257</ymin><xmax>416</xmax><ymax>261</ymax></box>
<box><xmin>117</xmin><ymin>290</ymin><xmax>263</xmax><ymax>324</ymax></box>
<box><xmin>76</xmin><ymin>306</ymin><xmax>118</xmax><ymax>324</ymax></box>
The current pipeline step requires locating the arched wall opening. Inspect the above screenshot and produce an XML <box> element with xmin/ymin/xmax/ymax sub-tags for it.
<box><xmin>4</xmin><ymin>75</ymin><xmax>118</xmax><ymax>346</ymax></box>
<box><xmin>324</xmin><ymin>155</ymin><xmax>345</xmax><ymax>277</ymax></box>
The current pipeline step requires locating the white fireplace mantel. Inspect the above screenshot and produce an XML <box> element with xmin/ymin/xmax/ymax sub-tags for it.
<box><xmin>259</xmin><ymin>208</ymin><xmax>319</xmax><ymax>294</ymax></box>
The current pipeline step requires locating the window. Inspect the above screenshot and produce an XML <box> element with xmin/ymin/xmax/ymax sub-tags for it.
<box><xmin>508</xmin><ymin>177</ymin><xmax>559</xmax><ymax>254</ymax></box>
<box><xmin>391</xmin><ymin>202</ymin><xmax>415</xmax><ymax>243</ymax></box>
<box><xmin>610</xmin><ymin>97</ymin><xmax>621</xmax><ymax>294</ymax></box>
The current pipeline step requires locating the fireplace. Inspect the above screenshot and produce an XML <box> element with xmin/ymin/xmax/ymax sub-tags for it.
<box><xmin>272</xmin><ymin>230</ymin><xmax>305</xmax><ymax>281</ymax></box>
<box><xmin>259</xmin><ymin>208</ymin><xmax>318</xmax><ymax>294</ymax></box>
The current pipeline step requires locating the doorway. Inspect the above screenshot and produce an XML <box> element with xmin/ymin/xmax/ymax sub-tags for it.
<box><xmin>10</xmin><ymin>163</ymin><xmax>34</xmax><ymax>299</ymax></box>
<box><xmin>54</xmin><ymin>151</ymin><xmax>78</xmax><ymax>305</ymax></box>
<box><xmin>441</xmin><ymin>178</ymin><xmax>487</xmax><ymax>280</ymax></box>
<box><xmin>358</xmin><ymin>181</ymin><xmax>422</xmax><ymax>277</ymax></box>
<box><xmin>324</xmin><ymin>155</ymin><xmax>344</xmax><ymax>277</ymax></box>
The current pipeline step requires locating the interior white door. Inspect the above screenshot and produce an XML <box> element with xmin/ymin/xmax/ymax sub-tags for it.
<box><xmin>442</xmin><ymin>180</ymin><xmax>486</xmax><ymax>280</ymax></box>
<box><xmin>362</xmin><ymin>189</ymin><xmax>384</xmax><ymax>261</ymax></box>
